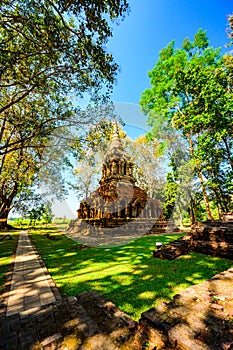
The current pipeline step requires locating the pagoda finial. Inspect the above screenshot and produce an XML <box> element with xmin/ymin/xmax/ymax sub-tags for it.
<box><xmin>110</xmin><ymin>119</ymin><xmax>122</xmax><ymax>149</ymax></box>
<box><xmin>103</xmin><ymin>119</ymin><xmax>130</xmax><ymax>163</ymax></box>
<box><xmin>112</xmin><ymin>118</ymin><xmax>119</xmax><ymax>137</ymax></box>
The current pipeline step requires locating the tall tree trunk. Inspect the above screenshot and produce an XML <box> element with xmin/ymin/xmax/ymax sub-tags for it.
<box><xmin>0</xmin><ymin>205</ymin><xmax>11</xmax><ymax>229</ymax></box>
<box><xmin>189</xmin><ymin>197</ymin><xmax>197</xmax><ymax>223</ymax></box>
<box><xmin>197</xmin><ymin>169</ymin><xmax>214</xmax><ymax>220</ymax></box>
<box><xmin>187</xmin><ymin>133</ymin><xmax>214</xmax><ymax>220</ymax></box>
<box><xmin>0</xmin><ymin>185</ymin><xmax>18</xmax><ymax>229</ymax></box>
<box><xmin>177</xmin><ymin>201</ymin><xmax>184</xmax><ymax>229</ymax></box>
<box><xmin>187</xmin><ymin>189</ymin><xmax>197</xmax><ymax>223</ymax></box>
<box><xmin>208</xmin><ymin>176</ymin><xmax>229</xmax><ymax>213</ymax></box>
<box><xmin>222</xmin><ymin>137</ymin><xmax>233</xmax><ymax>171</ymax></box>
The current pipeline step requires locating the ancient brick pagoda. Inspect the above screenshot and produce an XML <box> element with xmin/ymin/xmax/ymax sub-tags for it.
<box><xmin>77</xmin><ymin>122</ymin><xmax>162</xmax><ymax>226</ymax></box>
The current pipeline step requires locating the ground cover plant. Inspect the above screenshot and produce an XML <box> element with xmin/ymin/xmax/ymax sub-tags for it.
<box><xmin>0</xmin><ymin>231</ymin><xmax>18</xmax><ymax>293</ymax></box>
<box><xmin>30</xmin><ymin>228</ymin><xmax>233</xmax><ymax>320</ymax></box>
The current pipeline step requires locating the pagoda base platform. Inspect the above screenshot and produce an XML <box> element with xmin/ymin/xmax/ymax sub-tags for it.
<box><xmin>65</xmin><ymin>217</ymin><xmax>180</xmax><ymax>247</ymax></box>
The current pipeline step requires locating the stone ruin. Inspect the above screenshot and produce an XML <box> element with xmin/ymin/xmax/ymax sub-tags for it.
<box><xmin>153</xmin><ymin>213</ymin><xmax>233</xmax><ymax>260</ymax></box>
<box><xmin>190</xmin><ymin>214</ymin><xmax>233</xmax><ymax>259</ymax></box>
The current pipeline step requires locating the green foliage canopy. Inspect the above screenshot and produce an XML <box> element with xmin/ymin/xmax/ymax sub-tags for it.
<box><xmin>140</xmin><ymin>29</ymin><xmax>233</xmax><ymax>219</ymax></box>
<box><xmin>0</xmin><ymin>0</ymin><xmax>129</xmax><ymax>227</ymax></box>
<box><xmin>0</xmin><ymin>0</ymin><xmax>129</xmax><ymax>113</ymax></box>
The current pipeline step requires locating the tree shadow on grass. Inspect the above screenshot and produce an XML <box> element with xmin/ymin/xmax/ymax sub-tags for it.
<box><xmin>31</xmin><ymin>232</ymin><xmax>233</xmax><ymax>321</ymax></box>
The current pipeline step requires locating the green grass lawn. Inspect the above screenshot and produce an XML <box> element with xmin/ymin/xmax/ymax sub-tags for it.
<box><xmin>30</xmin><ymin>228</ymin><xmax>233</xmax><ymax>320</ymax></box>
<box><xmin>0</xmin><ymin>231</ymin><xmax>19</xmax><ymax>293</ymax></box>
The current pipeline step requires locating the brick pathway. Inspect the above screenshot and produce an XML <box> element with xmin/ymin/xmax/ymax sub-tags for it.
<box><xmin>6</xmin><ymin>231</ymin><xmax>58</xmax><ymax>316</ymax></box>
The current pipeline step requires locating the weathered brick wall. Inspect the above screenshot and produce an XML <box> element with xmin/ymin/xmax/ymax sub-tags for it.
<box><xmin>139</xmin><ymin>268</ymin><xmax>233</xmax><ymax>350</ymax></box>
<box><xmin>191</xmin><ymin>221</ymin><xmax>233</xmax><ymax>259</ymax></box>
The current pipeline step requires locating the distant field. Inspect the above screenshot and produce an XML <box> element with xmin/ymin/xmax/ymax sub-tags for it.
<box><xmin>7</xmin><ymin>218</ymin><xmax>71</xmax><ymax>230</ymax></box>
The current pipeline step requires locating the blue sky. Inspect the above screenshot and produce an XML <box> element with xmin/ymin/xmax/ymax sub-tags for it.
<box><xmin>56</xmin><ymin>1</ymin><xmax>233</xmax><ymax>217</ymax></box>
<box><xmin>108</xmin><ymin>0</ymin><xmax>232</xmax><ymax>105</ymax></box>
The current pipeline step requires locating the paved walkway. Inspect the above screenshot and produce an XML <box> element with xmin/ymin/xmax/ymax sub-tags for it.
<box><xmin>4</xmin><ymin>231</ymin><xmax>58</xmax><ymax>316</ymax></box>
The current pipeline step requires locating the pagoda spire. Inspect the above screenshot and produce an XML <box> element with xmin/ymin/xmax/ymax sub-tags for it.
<box><xmin>107</xmin><ymin>120</ymin><xmax>125</xmax><ymax>156</ymax></box>
<box><xmin>104</xmin><ymin>120</ymin><xmax>130</xmax><ymax>163</ymax></box>
<box><xmin>100</xmin><ymin>120</ymin><xmax>135</xmax><ymax>186</ymax></box>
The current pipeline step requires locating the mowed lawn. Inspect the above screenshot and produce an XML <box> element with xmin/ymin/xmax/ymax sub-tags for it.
<box><xmin>0</xmin><ymin>231</ymin><xmax>19</xmax><ymax>292</ymax></box>
<box><xmin>30</xmin><ymin>229</ymin><xmax>232</xmax><ymax>320</ymax></box>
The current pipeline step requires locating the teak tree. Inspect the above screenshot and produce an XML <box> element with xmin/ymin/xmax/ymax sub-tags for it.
<box><xmin>140</xmin><ymin>29</ymin><xmax>233</xmax><ymax>220</ymax></box>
